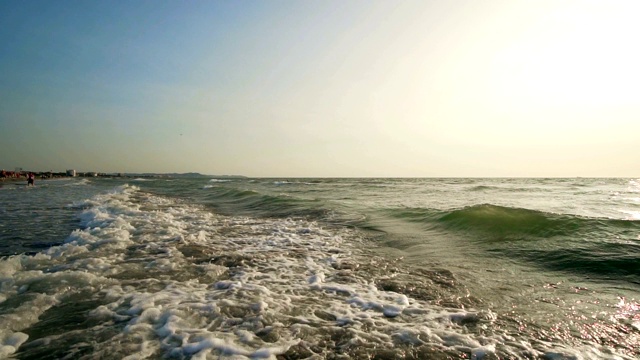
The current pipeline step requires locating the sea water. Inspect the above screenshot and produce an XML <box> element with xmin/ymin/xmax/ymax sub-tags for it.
<box><xmin>0</xmin><ymin>177</ymin><xmax>638</xmax><ymax>359</ymax></box>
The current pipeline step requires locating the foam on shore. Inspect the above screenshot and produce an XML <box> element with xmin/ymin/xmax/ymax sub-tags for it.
<box><xmin>0</xmin><ymin>184</ymin><xmax>635</xmax><ymax>359</ymax></box>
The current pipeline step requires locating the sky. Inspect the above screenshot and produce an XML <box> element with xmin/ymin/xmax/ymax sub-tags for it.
<box><xmin>1</xmin><ymin>0</ymin><xmax>638</xmax><ymax>177</ymax></box>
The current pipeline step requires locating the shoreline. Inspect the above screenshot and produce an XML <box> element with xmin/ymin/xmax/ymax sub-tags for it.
<box><xmin>0</xmin><ymin>176</ymin><xmax>71</xmax><ymax>186</ymax></box>
<box><xmin>0</xmin><ymin>177</ymin><xmax>26</xmax><ymax>183</ymax></box>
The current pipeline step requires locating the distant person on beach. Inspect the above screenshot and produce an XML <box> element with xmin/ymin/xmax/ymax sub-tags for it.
<box><xmin>27</xmin><ymin>173</ymin><xmax>35</xmax><ymax>186</ymax></box>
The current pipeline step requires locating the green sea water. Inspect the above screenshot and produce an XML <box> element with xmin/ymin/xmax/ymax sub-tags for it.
<box><xmin>0</xmin><ymin>177</ymin><xmax>638</xmax><ymax>359</ymax></box>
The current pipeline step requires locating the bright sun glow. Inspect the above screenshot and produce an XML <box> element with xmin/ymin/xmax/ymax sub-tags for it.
<box><xmin>1</xmin><ymin>0</ymin><xmax>639</xmax><ymax>176</ymax></box>
<box><xmin>488</xmin><ymin>1</ymin><xmax>640</xmax><ymax>110</ymax></box>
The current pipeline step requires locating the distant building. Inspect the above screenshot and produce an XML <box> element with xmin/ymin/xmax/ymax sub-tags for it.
<box><xmin>66</xmin><ymin>169</ymin><xmax>76</xmax><ymax>177</ymax></box>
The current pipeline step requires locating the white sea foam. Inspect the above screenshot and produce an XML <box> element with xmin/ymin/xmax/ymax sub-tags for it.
<box><xmin>1</xmin><ymin>183</ymin><xmax>634</xmax><ymax>359</ymax></box>
<box><xmin>0</xmin><ymin>332</ymin><xmax>29</xmax><ymax>358</ymax></box>
<box><xmin>273</xmin><ymin>181</ymin><xmax>292</xmax><ymax>185</ymax></box>
<box><xmin>62</xmin><ymin>178</ymin><xmax>90</xmax><ymax>186</ymax></box>
<box><xmin>620</xmin><ymin>209</ymin><xmax>640</xmax><ymax>220</ymax></box>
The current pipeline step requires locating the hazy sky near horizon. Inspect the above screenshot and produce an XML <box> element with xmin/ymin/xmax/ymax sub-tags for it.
<box><xmin>1</xmin><ymin>0</ymin><xmax>638</xmax><ymax>177</ymax></box>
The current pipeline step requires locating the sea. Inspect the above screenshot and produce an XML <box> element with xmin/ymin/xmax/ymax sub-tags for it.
<box><xmin>0</xmin><ymin>177</ymin><xmax>638</xmax><ymax>359</ymax></box>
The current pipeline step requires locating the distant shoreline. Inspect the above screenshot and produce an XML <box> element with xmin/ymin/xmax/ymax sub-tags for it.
<box><xmin>0</xmin><ymin>175</ymin><xmax>71</xmax><ymax>184</ymax></box>
<box><xmin>0</xmin><ymin>173</ymin><xmax>245</xmax><ymax>184</ymax></box>
<box><xmin>0</xmin><ymin>177</ymin><xmax>27</xmax><ymax>183</ymax></box>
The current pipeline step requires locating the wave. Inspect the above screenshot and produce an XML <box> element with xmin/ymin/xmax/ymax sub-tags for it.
<box><xmin>387</xmin><ymin>204</ymin><xmax>638</xmax><ymax>237</ymax></box>
<box><xmin>512</xmin><ymin>246</ymin><xmax>640</xmax><ymax>279</ymax></box>
<box><xmin>201</xmin><ymin>186</ymin><xmax>330</xmax><ymax>220</ymax></box>
<box><xmin>468</xmin><ymin>185</ymin><xmax>548</xmax><ymax>193</ymax></box>
<box><xmin>439</xmin><ymin>204</ymin><xmax>580</xmax><ymax>237</ymax></box>
<box><xmin>273</xmin><ymin>181</ymin><xmax>293</xmax><ymax>185</ymax></box>
<box><xmin>63</xmin><ymin>178</ymin><xmax>91</xmax><ymax>186</ymax></box>
<box><xmin>383</xmin><ymin>204</ymin><xmax>640</xmax><ymax>278</ymax></box>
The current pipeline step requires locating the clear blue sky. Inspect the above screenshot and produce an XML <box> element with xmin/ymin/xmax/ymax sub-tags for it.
<box><xmin>1</xmin><ymin>0</ymin><xmax>638</xmax><ymax>177</ymax></box>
